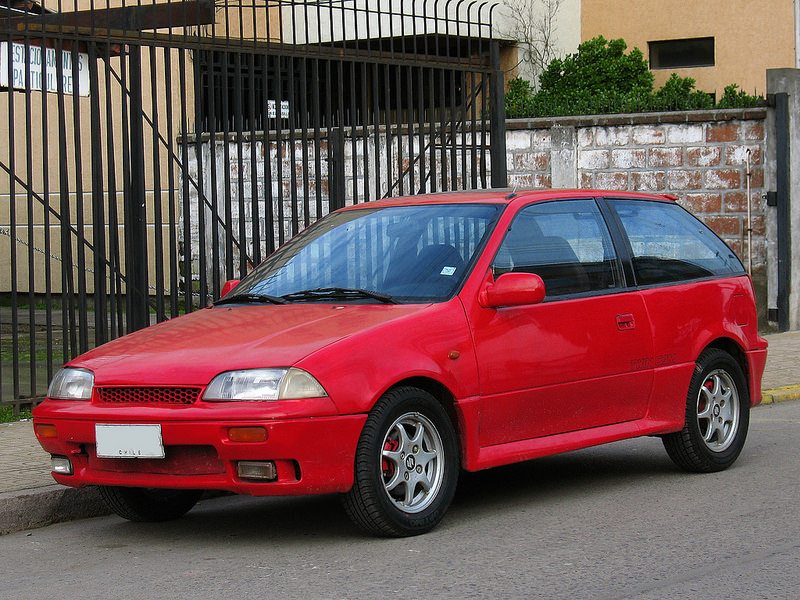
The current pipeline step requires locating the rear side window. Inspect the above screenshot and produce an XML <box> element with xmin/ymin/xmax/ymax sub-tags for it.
<box><xmin>493</xmin><ymin>199</ymin><xmax>621</xmax><ymax>297</ymax></box>
<box><xmin>610</xmin><ymin>199</ymin><xmax>744</xmax><ymax>286</ymax></box>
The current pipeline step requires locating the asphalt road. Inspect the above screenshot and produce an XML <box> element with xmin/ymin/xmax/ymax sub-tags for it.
<box><xmin>2</xmin><ymin>401</ymin><xmax>799</xmax><ymax>600</ymax></box>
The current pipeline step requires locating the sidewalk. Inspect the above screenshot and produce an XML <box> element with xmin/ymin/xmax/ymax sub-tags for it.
<box><xmin>2</xmin><ymin>330</ymin><xmax>799</xmax><ymax>534</ymax></box>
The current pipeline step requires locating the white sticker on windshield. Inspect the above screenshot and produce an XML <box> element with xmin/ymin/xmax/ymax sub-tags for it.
<box><xmin>440</xmin><ymin>266</ymin><xmax>457</xmax><ymax>276</ymax></box>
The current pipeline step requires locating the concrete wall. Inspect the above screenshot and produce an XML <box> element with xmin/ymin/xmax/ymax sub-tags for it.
<box><xmin>581</xmin><ymin>0</ymin><xmax>795</xmax><ymax>96</ymax></box>
<box><xmin>766</xmin><ymin>69</ymin><xmax>800</xmax><ymax>331</ymax></box>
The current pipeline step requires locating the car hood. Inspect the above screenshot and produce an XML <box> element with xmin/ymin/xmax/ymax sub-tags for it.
<box><xmin>71</xmin><ymin>303</ymin><xmax>430</xmax><ymax>386</ymax></box>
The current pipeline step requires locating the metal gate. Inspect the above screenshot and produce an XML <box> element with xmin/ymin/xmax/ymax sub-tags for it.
<box><xmin>0</xmin><ymin>0</ymin><xmax>507</xmax><ymax>411</ymax></box>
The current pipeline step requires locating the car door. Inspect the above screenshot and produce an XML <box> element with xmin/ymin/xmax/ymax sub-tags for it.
<box><xmin>465</xmin><ymin>198</ymin><xmax>655</xmax><ymax>447</ymax></box>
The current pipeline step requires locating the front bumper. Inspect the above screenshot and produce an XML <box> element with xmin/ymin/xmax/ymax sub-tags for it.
<box><xmin>33</xmin><ymin>401</ymin><xmax>366</xmax><ymax>496</ymax></box>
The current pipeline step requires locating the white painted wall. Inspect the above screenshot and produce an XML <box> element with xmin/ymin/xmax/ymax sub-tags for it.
<box><xmin>279</xmin><ymin>0</ymin><xmax>581</xmax><ymax>77</ymax></box>
<box><xmin>493</xmin><ymin>0</ymin><xmax>581</xmax><ymax>82</ymax></box>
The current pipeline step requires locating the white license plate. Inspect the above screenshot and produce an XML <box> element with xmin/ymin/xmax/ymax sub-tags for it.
<box><xmin>95</xmin><ymin>424</ymin><xmax>165</xmax><ymax>459</ymax></box>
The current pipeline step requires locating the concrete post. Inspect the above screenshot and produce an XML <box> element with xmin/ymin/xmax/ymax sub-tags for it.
<box><xmin>767</xmin><ymin>69</ymin><xmax>800</xmax><ymax>330</ymax></box>
<box><xmin>550</xmin><ymin>126</ymin><xmax>578</xmax><ymax>188</ymax></box>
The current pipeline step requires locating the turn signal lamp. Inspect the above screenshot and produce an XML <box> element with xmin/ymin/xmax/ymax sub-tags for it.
<box><xmin>228</xmin><ymin>427</ymin><xmax>268</xmax><ymax>442</ymax></box>
<box><xmin>35</xmin><ymin>423</ymin><xmax>58</xmax><ymax>439</ymax></box>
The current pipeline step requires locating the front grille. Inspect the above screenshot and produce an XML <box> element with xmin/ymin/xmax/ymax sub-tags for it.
<box><xmin>96</xmin><ymin>387</ymin><xmax>201</xmax><ymax>405</ymax></box>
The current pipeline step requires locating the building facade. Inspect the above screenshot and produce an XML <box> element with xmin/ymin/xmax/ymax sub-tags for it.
<box><xmin>582</xmin><ymin>0</ymin><xmax>798</xmax><ymax>96</ymax></box>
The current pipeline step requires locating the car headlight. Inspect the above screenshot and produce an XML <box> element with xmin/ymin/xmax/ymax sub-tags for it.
<box><xmin>47</xmin><ymin>368</ymin><xmax>94</xmax><ymax>400</ymax></box>
<box><xmin>203</xmin><ymin>368</ymin><xmax>327</xmax><ymax>402</ymax></box>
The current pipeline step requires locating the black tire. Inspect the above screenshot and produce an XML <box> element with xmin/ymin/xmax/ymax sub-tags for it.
<box><xmin>99</xmin><ymin>486</ymin><xmax>202</xmax><ymax>522</ymax></box>
<box><xmin>342</xmin><ymin>386</ymin><xmax>459</xmax><ymax>537</ymax></box>
<box><xmin>662</xmin><ymin>348</ymin><xmax>750</xmax><ymax>473</ymax></box>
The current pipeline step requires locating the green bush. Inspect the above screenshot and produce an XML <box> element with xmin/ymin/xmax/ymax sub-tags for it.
<box><xmin>532</xmin><ymin>37</ymin><xmax>654</xmax><ymax>117</ymax></box>
<box><xmin>505</xmin><ymin>77</ymin><xmax>537</xmax><ymax>119</ymax></box>
<box><xmin>716</xmin><ymin>84</ymin><xmax>764</xmax><ymax>109</ymax></box>
<box><xmin>505</xmin><ymin>36</ymin><xmax>765</xmax><ymax>118</ymax></box>
<box><xmin>648</xmin><ymin>74</ymin><xmax>714</xmax><ymax>111</ymax></box>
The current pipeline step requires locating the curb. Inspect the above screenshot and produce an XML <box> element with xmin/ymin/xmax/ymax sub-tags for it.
<box><xmin>761</xmin><ymin>384</ymin><xmax>800</xmax><ymax>405</ymax></box>
<box><xmin>0</xmin><ymin>485</ymin><xmax>110</xmax><ymax>536</ymax></box>
<box><xmin>0</xmin><ymin>486</ymin><xmax>230</xmax><ymax>536</ymax></box>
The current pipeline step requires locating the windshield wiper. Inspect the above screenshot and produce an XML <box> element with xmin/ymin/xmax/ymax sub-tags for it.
<box><xmin>215</xmin><ymin>293</ymin><xmax>287</xmax><ymax>306</ymax></box>
<box><xmin>281</xmin><ymin>287</ymin><xmax>398</xmax><ymax>304</ymax></box>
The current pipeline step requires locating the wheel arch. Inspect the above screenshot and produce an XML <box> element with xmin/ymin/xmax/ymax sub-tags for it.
<box><xmin>381</xmin><ymin>376</ymin><xmax>462</xmax><ymax>455</ymax></box>
<box><xmin>702</xmin><ymin>337</ymin><xmax>749</xmax><ymax>387</ymax></box>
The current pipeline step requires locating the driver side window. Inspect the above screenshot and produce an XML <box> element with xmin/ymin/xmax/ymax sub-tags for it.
<box><xmin>493</xmin><ymin>199</ymin><xmax>621</xmax><ymax>297</ymax></box>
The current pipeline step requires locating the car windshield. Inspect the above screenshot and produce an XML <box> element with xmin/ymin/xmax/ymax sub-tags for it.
<box><xmin>230</xmin><ymin>203</ymin><xmax>503</xmax><ymax>303</ymax></box>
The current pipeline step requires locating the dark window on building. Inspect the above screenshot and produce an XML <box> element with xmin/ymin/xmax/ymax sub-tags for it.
<box><xmin>609</xmin><ymin>199</ymin><xmax>743</xmax><ymax>286</ymax></box>
<box><xmin>649</xmin><ymin>37</ymin><xmax>715</xmax><ymax>69</ymax></box>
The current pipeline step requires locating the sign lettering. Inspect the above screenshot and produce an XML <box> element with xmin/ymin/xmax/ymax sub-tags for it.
<box><xmin>0</xmin><ymin>42</ymin><xmax>90</xmax><ymax>96</ymax></box>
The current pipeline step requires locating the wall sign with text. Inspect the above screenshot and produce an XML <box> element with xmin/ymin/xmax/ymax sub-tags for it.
<box><xmin>1</xmin><ymin>42</ymin><xmax>90</xmax><ymax>97</ymax></box>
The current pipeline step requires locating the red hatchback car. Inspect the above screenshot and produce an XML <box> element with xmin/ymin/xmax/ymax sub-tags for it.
<box><xmin>33</xmin><ymin>190</ymin><xmax>768</xmax><ymax>536</ymax></box>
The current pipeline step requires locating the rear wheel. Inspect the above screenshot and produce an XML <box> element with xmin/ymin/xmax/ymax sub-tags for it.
<box><xmin>99</xmin><ymin>486</ymin><xmax>202</xmax><ymax>522</ymax></box>
<box><xmin>662</xmin><ymin>348</ymin><xmax>750</xmax><ymax>472</ymax></box>
<box><xmin>342</xmin><ymin>386</ymin><xmax>459</xmax><ymax>537</ymax></box>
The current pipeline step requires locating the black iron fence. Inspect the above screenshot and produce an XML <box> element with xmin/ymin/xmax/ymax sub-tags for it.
<box><xmin>0</xmin><ymin>0</ymin><xmax>507</xmax><ymax>411</ymax></box>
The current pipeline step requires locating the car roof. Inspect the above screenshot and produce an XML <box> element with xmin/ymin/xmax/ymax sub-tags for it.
<box><xmin>338</xmin><ymin>189</ymin><xmax>677</xmax><ymax>210</ymax></box>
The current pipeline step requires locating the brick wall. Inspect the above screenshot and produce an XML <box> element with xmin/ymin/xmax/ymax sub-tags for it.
<box><xmin>505</xmin><ymin>108</ymin><xmax>769</xmax><ymax>317</ymax></box>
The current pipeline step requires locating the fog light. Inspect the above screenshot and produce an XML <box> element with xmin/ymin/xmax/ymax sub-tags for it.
<box><xmin>237</xmin><ymin>461</ymin><xmax>277</xmax><ymax>481</ymax></box>
<box><xmin>228</xmin><ymin>427</ymin><xmax>268</xmax><ymax>442</ymax></box>
<box><xmin>35</xmin><ymin>423</ymin><xmax>57</xmax><ymax>439</ymax></box>
<box><xmin>51</xmin><ymin>456</ymin><xmax>73</xmax><ymax>475</ymax></box>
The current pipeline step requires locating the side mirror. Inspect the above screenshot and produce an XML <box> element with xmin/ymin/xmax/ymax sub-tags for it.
<box><xmin>220</xmin><ymin>279</ymin><xmax>241</xmax><ymax>299</ymax></box>
<box><xmin>479</xmin><ymin>272</ymin><xmax>546</xmax><ymax>308</ymax></box>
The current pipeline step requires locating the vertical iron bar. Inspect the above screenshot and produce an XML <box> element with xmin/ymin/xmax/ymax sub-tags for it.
<box><xmin>22</xmin><ymin>33</ymin><xmax>36</xmax><ymax>397</ymax></box>
<box><xmin>88</xmin><ymin>43</ymin><xmax>108</xmax><ymax>345</ymax></box>
<box><xmin>6</xmin><ymin>32</ymin><xmax>20</xmax><ymax>402</ymax></box>
<box><xmin>416</xmin><ymin>66</ymin><xmax>426</xmax><ymax>193</ymax></box>
<box><xmin>287</xmin><ymin>6</ymin><xmax>300</xmax><ymax>231</ymax></box>
<box><xmin>221</xmin><ymin>49</ymin><xmax>234</xmax><ymax>286</ymax></box>
<box><xmin>437</xmin><ymin>66</ymin><xmax>447</xmax><ymax>191</ymax></box>
<box><xmin>164</xmin><ymin>46</ymin><xmax>179</xmax><ymax>318</ymax></box>
<box><xmin>149</xmin><ymin>45</ymin><xmax>165</xmax><ymax>322</ymax></box>
<box><xmin>261</xmin><ymin>53</ymin><xmax>275</xmax><ymax>254</ymax></box>
<box><xmin>489</xmin><ymin>40</ymin><xmax>507</xmax><ymax>188</ymax></box>
<box><xmin>428</xmin><ymin>67</ymin><xmax>437</xmax><ymax>192</ymax></box>
<box><xmin>180</xmin><ymin>49</ymin><xmax>195</xmax><ymax>312</ymax></box>
<box><xmin>40</xmin><ymin>31</ymin><xmax>54</xmax><ymax>382</ymax></box>
<box><xmin>312</xmin><ymin>59</ymin><xmax>323</xmax><ymax>218</ymax></box>
<box><xmin>55</xmin><ymin>36</ymin><xmax>76</xmax><ymax>361</ymax></box>
<box><xmin>248</xmin><ymin>51</ymin><xmax>260</xmax><ymax>267</ymax></box>
<box><xmin>775</xmin><ymin>92</ymin><xmax>791</xmax><ymax>332</ymax></box>
<box><xmin>480</xmin><ymin>70</ymin><xmax>488</xmax><ymax>187</ymax></box>
<box><xmin>193</xmin><ymin>47</ymin><xmax>209</xmax><ymax>307</ymax></box>
<box><xmin>71</xmin><ymin>42</ymin><xmax>88</xmax><ymax>353</ymax></box>
<box><xmin>233</xmin><ymin>50</ymin><xmax>248</xmax><ymax>277</ymax></box>
<box><xmin>299</xmin><ymin>57</ymin><xmax>311</xmax><ymax>225</ymax></box>
<box><xmin>275</xmin><ymin>54</ymin><xmax>285</xmax><ymax>245</ymax></box>
<box><xmin>125</xmin><ymin>46</ymin><xmax>149</xmax><ymax>331</ymax></box>
<box><xmin>104</xmin><ymin>42</ymin><xmax>122</xmax><ymax>338</ymax></box>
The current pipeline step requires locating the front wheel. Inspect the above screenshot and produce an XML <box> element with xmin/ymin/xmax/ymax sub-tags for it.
<box><xmin>662</xmin><ymin>348</ymin><xmax>750</xmax><ymax>473</ymax></box>
<box><xmin>342</xmin><ymin>386</ymin><xmax>459</xmax><ymax>537</ymax></box>
<box><xmin>99</xmin><ymin>486</ymin><xmax>202</xmax><ymax>522</ymax></box>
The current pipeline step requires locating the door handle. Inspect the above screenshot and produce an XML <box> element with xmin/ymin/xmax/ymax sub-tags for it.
<box><xmin>616</xmin><ymin>313</ymin><xmax>636</xmax><ymax>330</ymax></box>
